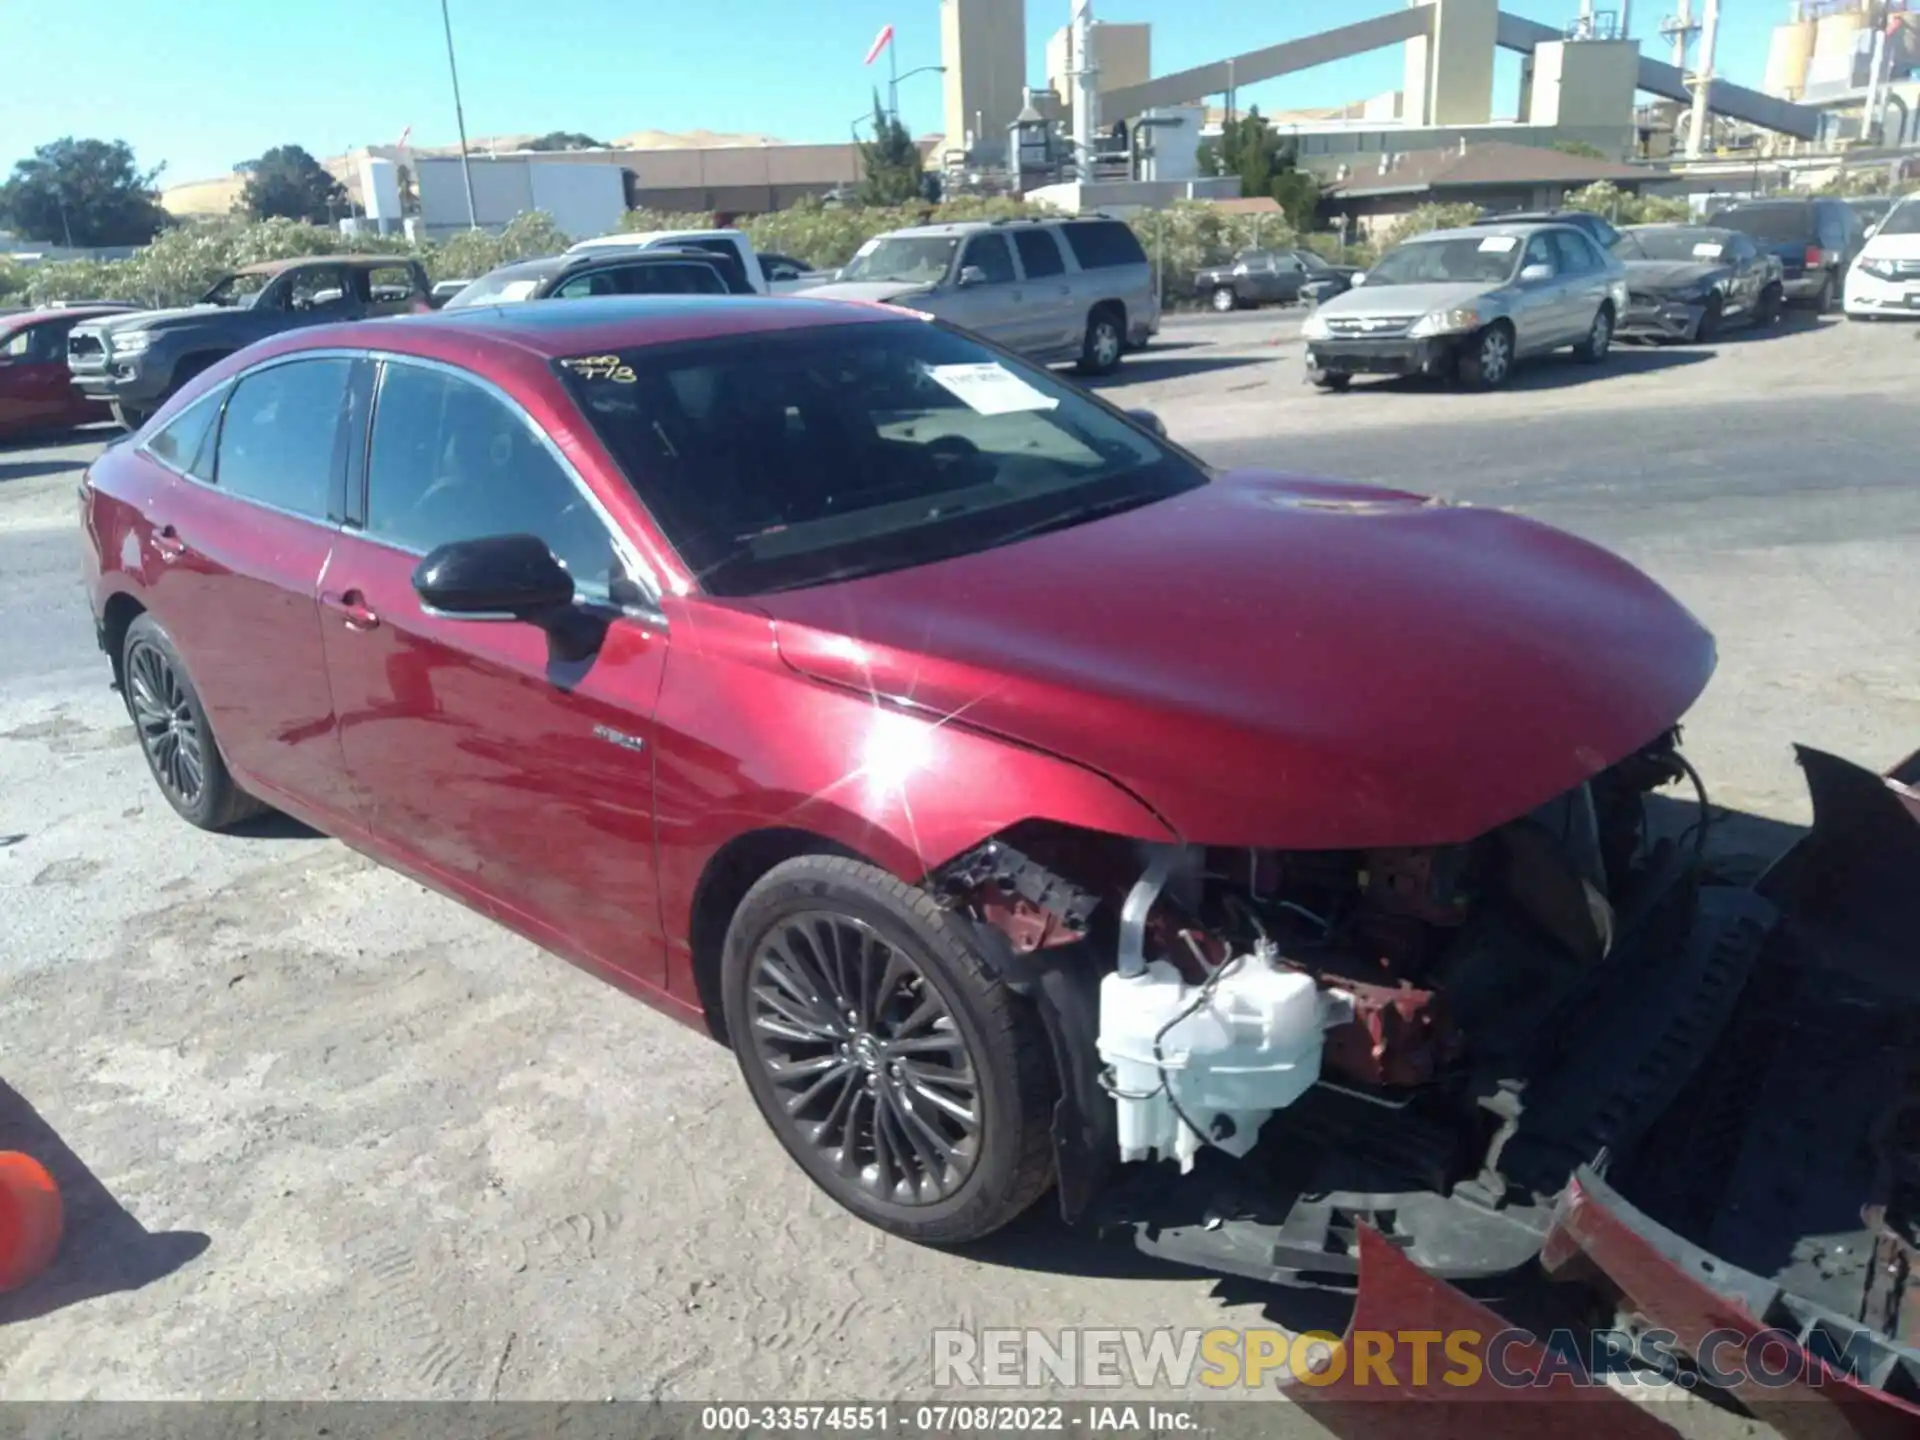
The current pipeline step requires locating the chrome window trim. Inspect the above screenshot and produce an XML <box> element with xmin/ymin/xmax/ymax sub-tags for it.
<box><xmin>360</xmin><ymin>349</ymin><xmax>666</xmax><ymax>613</ymax></box>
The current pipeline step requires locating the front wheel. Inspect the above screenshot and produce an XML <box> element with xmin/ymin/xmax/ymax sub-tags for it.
<box><xmin>1456</xmin><ymin>323</ymin><xmax>1515</xmax><ymax>390</ymax></box>
<box><xmin>1309</xmin><ymin>370</ymin><xmax>1351</xmax><ymax>392</ymax></box>
<box><xmin>109</xmin><ymin>401</ymin><xmax>150</xmax><ymax>431</ymax></box>
<box><xmin>1692</xmin><ymin>295</ymin><xmax>1724</xmax><ymax>343</ymax></box>
<box><xmin>1209</xmin><ymin>285</ymin><xmax>1239</xmax><ymax>314</ymax></box>
<box><xmin>721</xmin><ymin>856</ymin><xmax>1056</xmax><ymax>1245</ymax></box>
<box><xmin>1574</xmin><ymin>305</ymin><xmax>1614</xmax><ymax>364</ymax></box>
<box><xmin>1755</xmin><ymin>283</ymin><xmax>1784</xmax><ymax>326</ymax></box>
<box><xmin>1812</xmin><ymin>273</ymin><xmax>1835</xmax><ymax>313</ymax></box>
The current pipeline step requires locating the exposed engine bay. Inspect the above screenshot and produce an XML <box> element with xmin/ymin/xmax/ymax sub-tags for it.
<box><xmin>933</xmin><ymin>734</ymin><xmax>1920</xmax><ymax>1398</ymax></box>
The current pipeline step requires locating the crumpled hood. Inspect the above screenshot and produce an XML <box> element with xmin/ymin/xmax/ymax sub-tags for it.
<box><xmin>1317</xmin><ymin>280</ymin><xmax>1500</xmax><ymax>318</ymax></box>
<box><xmin>1621</xmin><ymin>259</ymin><xmax>1726</xmax><ymax>291</ymax></box>
<box><xmin>799</xmin><ymin>279</ymin><xmax>938</xmax><ymax>305</ymax></box>
<box><xmin>757</xmin><ymin>472</ymin><xmax>1716</xmax><ymax>850</ymax></box>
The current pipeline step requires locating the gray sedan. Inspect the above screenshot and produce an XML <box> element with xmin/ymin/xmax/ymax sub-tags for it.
<box><xmin>1300</xmin><ymin>222</ymin><xmax>1629</xmax><ymax>391</ymax></box>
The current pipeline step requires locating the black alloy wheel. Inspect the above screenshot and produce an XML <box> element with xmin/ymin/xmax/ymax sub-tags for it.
<box><xmin>721</xmin><ymin>856</ymin><xmax>1055</xmax><ymax>1244</ymax></box>
<box><xmin>121</xmin><ymin>614</ymin><xmax>265</xmax><ymax>830</ymax></box>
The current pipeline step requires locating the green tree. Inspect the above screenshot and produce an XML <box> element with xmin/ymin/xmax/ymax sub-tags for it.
<box><xmin>1553</xmin><ymin>140</ymin><xmax>1609</xmax><ymax>160</ymax></box>
<box><xmin>239</xmin><ymin>145</ymin><xmax>349</xmax><ymax>224</ymax></box>
<box><xmin>857</xmin><ymin>92</ymin><xmax>926</xmax><ymax>207</ymax></box>
<box><xmin>526</xmin><ymin>131</ymin><xmax>606</xmax><ymax>152</ymax></box>
<box><xmin>1564</xmin><ymin>180</ymin><xmax>1689</xmax><ymax>225</ymax></box>
<box><xmin>1199</xmin><ymin>108</ymin><xmax>1320</xmax><ymax>230</ymax></box>
<box><xmin>0</xmin><ymin>137</ymin><xmax>169</xmax><ymax>247</ymax></box>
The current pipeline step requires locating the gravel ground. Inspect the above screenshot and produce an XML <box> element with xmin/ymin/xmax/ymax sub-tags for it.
<box><xmin>0</xmin><ymin>307</ymin><xmax>1914</xmax><ymax>1431</ymax></box>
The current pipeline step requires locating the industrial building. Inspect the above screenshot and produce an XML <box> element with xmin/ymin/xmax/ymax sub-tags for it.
<box><xmin>1763</xmin><ymin>1</ymin><xmax>1920</xmax><ymax>147</ymax></box>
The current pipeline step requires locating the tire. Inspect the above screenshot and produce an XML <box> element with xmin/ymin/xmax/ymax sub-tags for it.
<box><xmin>1209</xmin><ymin>285</ymin><xmax>1239</xmax><ymax>314</ymax></box>
<box><xmin>721</xmin><ymin>855</ymin><xmax>1056</xmax><ymax>1246</ymax></box>
<box><xmin>1756</xmin><ymin>283</ymin><xmax>1784</xmax><ymax>326</ymax></box>
<box><xmin>1693</xmin><ymin>295</ymin><xmax>1723</xmax><ymax>343</ymax></box>
<box><xmin>121</xmin><ymin>614</ymin><xmax>266</xmax><ymax>831</ymax></box>
<box><xmin>1076</xmin><ymin>307</ymin><xmax>1125</xmax><ymax>376</ymax></box>
<box><xmin>109</xmin><ymin>401</ymin><xmax>150</xmax><ymax>432</ymax></box>
<box><xmin>1811</xmin><ymin>273</ymin><xmax>1835</xmax><ymax>313</ymax></box>
<box><xmin>1309</xmin><ymin>371</ymin><xmax>1351</xmax><ymax>392</ymax></box>
<box><xmin>1574</xmin><ymin>305</ymin><xmax>1614</xmax><ymax>364</ymax></box>
<box><xmin>1456</xmin><ymin>323</ymin><xmax>1515</xmax><ymax>390</ymax></box>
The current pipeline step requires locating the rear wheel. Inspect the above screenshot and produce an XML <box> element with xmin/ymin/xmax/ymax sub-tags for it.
<box><xmin>121</xmin><ymin>615</ymin><xmax>265</xmax><ymax>831</ymax></box>
<box><xmin>1209</xmin><ymin>285</ymin><xmax>1239</xmax><ymax>314</ymax></box>
<box><xmin>1756</xmin><ymin>283</ymin><xmax>1784</xmax><ymax>326</ymax></box>
<box><xmin>1574</xmin><ymin>305</ymin><xmax>1614</xmax><ymax>364</ymax></box>
<box><xmin>1811</xmin><ymin>273</ymin><xmax>1835</xmax><ymax>313</ymax></box>
<box><xmin>721</xmin><ymin>856</ymin><xmax>1056</xmax><ymax>1245</ymax></box>
<box><xmin>109</xmin><ymin>401</ymin><xmax>150</xmax><ymax>431</ymax></box>
<box><xmin>1456</xmin><ymin>323</ymin><xmax>1515</xmax><ymax>390</ymax></box>
<box><xmin>1076</xmin><ymin>307</ymin><xmax>1125</xmax><ymax>376</ymax></box>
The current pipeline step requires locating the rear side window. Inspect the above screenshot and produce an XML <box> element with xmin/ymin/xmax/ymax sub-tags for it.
<box><xmin>214</xmin><ymin>358</ymin><xmax>351</xmax><ymax>517</ymax></box>
<box><xmin>359</xmin><ymin>264</ymin><xmax>422</xmax><ymax>315</ymax></box>
<box><xmin>145</xmin><ymin>385</ymin><xmax>226</xmax><ymax>482</ymax></box>
<box><xmin>1012</xmin><ymin>229</ymin><xmax>1066</xmax><ymax>278</ymax></box>
<box><xmin>1061</xmin><ymin>220</ymin><xmax>1147</xmax><ymax>270</ymax></box>
<box><xmin>1549</xmin><ymin>230</ymin><xmax>1598</xmax><ymax>274</ymax></box>
<box><xmin>1712</xmin><ymin>204</ymin><xmax>1814</xmax><ymax>245</ymax></box>
<box><xmin>617</xmin><ymin>263</ymin><xmax>727</xmax><ymax>296</ymax></box>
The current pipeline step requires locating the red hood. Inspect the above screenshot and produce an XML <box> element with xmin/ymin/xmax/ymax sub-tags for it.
<box><xmin>755</xmin><ymin>471</ymin><xmax>1716</xmax><ymax>849</ymax></box>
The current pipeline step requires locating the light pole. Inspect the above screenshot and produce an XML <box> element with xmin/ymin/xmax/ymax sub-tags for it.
<box><xmin>890</xmin><ymin>65</ymin><xmax>946</xmax><ymax>124</ymax></box>
<box><xmin>439</xmin><ymin>0</ymin><xmax>479</xmax><ymax>229</ymax></box>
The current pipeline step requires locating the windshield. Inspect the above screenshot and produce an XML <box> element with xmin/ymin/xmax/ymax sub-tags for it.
<box><xmin>1365</xmin><ymin>236</ymin><xmax>1522</xmax><ymax>286</ymax></box>
<box><xmin>200</xmin><ymin>271</ymin><xmax>273</xmax><ymax>308</ymax></box>
<box><xmin>555</xmin><ymin>320</ymin><xmax>1204</xmax><ymax>597</ymax></box>
<box><xmin>1615</xmin><ymin>227</ymin><xmax>1735</xmax><ymax>263</ymax></box>
<box><xmin>838</xmin><ymin>236</ymin><xmax>960</xmax><ymax>285</ymax></box>
<box><xmin>1876</xmin><ymin>200</ymin><xmax>1920</xmax><ymax>236</ymax></box>
<box><xmin>1711</xmin><ymin>204</ymin><xmax>1813</xmax><ymax>244</ymax></box>
<box><xmin>443</xmin><ymin>261</ymin><xmax>564</xmax><ymax>309</ymax></box>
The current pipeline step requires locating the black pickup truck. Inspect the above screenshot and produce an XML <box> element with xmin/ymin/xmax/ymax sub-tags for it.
<box><xmin>67</xmin><ymin>255</ymin><xmax>433</xmax><ymax>428</ymax></box>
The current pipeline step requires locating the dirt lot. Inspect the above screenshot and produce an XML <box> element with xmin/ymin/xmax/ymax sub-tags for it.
<box><xmin>0</xmin><ymin>308</ymin><xmax>1914</xmax><ymax>1426</ymax></box>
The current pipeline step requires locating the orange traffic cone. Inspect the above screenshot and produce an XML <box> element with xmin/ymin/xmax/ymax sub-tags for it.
<box><xmin>0</xmin><ymin>1152</ymin><xmax>63</xmax><ymax>1292</ymax></box>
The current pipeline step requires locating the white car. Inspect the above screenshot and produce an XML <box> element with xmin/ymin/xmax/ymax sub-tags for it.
<box><xmin>1843</xmin><ymin>195</ymin><xmax>1920</xmax><ymax>320</ymax></box>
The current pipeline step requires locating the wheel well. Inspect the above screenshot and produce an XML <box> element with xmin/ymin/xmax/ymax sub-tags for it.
<box><xmin>687</xmin><ymin>827</ymin><xmax>859</xmax><ymax>1043</ymax></box>
<box><xmin>1090</xmin><ymin>299</ymin><xmax>1126</xmax><ymax>330</ymax></box>
<box><xmin>102</xmin><ymin>593</ymin><xmax>146</xmax><ymax>689</ymax></box>
<box><xmin>171</xmin><ymin>351</ymin><xmax>230</xmax><ymax>386</ymax></box>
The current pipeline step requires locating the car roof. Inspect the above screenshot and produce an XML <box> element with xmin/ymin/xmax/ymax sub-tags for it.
<box><xmin>0</xmin><ymin>303</ymin><xmax>136</xmax><ymax>329</ymax></box>
<box><xmin>476</xmin><ymin>248</ymin><xmax>726</xmax><ymax>283</ymax></box>
<box><xmin>568</xmin><ymin>228</ymin><xmax>744</xmax><ymax>252</ymax></box>
<box><xmin>1408</xmin><ymin>221</ymin><xmax>1572</xmax><ymax>243</ymax></box>
<box><xmin>293</xmin><ymin>294</ymin><xmax>900</xmax><ymax>361</ymax></box>
<box><xmin>232</xmin><ymin>254</ymin><xmax>414</xmax><ymax>277</ymax></box>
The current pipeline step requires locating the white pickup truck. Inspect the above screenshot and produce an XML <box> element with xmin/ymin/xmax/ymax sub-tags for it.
<box><xmin>566</xmin><ymin>229</ymin><xmax>826</xmax><ymax>296</ymax></box>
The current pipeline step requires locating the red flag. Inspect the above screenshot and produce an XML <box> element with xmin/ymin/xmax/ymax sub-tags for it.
<box><xmin>864</xmin><ymin>24</ymin><xmax>895</xmax><ymax>65</ymax></box>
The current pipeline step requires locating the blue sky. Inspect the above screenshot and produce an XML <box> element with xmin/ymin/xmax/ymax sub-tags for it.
<box><xmin>2</xmin><ymin>0</ymin><xmax>1783</xmax><ymax>184</ymax></box>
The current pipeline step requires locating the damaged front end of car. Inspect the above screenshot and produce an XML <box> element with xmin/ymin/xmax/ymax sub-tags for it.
<box><xmin>927</xmin><ymin>737</ymin><xmax>1920</xmax><ymax>1427</ymax></box>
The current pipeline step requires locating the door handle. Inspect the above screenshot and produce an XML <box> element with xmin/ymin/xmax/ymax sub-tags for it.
<box><xmin>322</xmin><ymin>588</ymin><xmax>380</xmax><ymax>632</ymax></box>
<box><xmin>152</xmin><ymin>525</ymin><xmax>186</xmax><ymax>560</ymax></box>
<box><xmin>1057</xmin><ymin>285</ymin><xmax>1071</xmax><ymax>297</ymax></box>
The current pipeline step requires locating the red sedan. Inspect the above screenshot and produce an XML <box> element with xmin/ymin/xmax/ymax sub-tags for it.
<box><xmin>0</xmin><ymin>305</ymin><xmax>131</xmax><ymax>438</ymax></box>
<box><xmin>78</xmin><ymin>297</ymin><xmax>1919</xmax><ymax>1420</ymax></box>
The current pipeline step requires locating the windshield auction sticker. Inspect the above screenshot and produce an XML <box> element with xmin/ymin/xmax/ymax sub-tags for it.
<box><xmin>924</xmin><ymin>362</ymin><xmax>1060</xmax><ymax>416</ymax></box>
<box><xmin>1477</xmin><ymin>235</ymin><xmax>1519</xmax><ymax>253</ymax></box>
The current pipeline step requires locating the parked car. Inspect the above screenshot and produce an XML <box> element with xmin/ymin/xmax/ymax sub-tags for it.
<box><xmin>758</xmin><ymin>251</ymin><xmax>827</xmax><ymax>290</ymax></box>
<box><xmin>1471</xmin><ymin>208</ymin><xmax>1624</xmax><ymax>252</ymax></box>
<box><xmin>1706</xmin><ymin>197</ymin><xmax>1868</xmax><ymax>311</ymax></box>
<box><xmin>1844</xmin><ymin>193</ymin><xmax>1920</xmax><ymax>320</ymax></box>
<box><xmin>66</xmin><ymin>256</ymin><xmax>434</xmax><ymax>428</ymax></box>
<box><xmin>429</xmin><ymin>279</ymin><xmax>473</xmax><ymax>309</ymax></box>
<box><xmin>802</xmin><ymin>216</ymin><xmax>1159</xmax><ymax>375</ymax></box>
<box><xmin>78</xmin><ymin>297</ymin><xmax>1920</xmax><ymax>1422</ymax></box>
<box><xmin>1609</xmin><ymin>223</ymin><xmax>1786</xmax><ymax>342</ymax></box>
<box><xmin>1301</xmin><ymin>221</ymin><xmax>1628</xmax><ymax>390</ymax></box>
<box><xmin>565</xmin><ymin>227</ymin><xmax>811</xmax><ymax>296</ymax></box>
<box><xmin>443</xmin><ymin>249</ymin><xmax>751</xmax><ymax>309</ymax></box>
<box><xmin>0</xmin><ymin>305</ymin><xmax>135</xmax><ymax>438</ymax></box>
<box><xmin>1193</xmin><ymin>248</ymin><xmax>1360</xmax><ymax>312</ymax></box>
<box><xmin>1843</xmin><ymin>195</ymin><xmax>1896</xmax><ymax>233</ymax></box>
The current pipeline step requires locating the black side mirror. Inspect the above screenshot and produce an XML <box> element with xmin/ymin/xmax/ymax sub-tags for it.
<box><xmin>412</xmin><ymin>534</ymin><xmax>574</xmax><ymax>621</ymax></box>
<box><xmin>1125</xmin><ymin>408</ymin><xmax>1167</xmax><ymax>438</ymax></box>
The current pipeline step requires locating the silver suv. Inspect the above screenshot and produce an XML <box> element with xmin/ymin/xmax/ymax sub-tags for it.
<box><xmin>804</xmin><ymin>217</ymin><xmax>1160</xmax><ymax>375</ymax></box>
<box><xmin>1301</xmin><ymin>221</ymin><xmax>1629</xmax><ymax>391</ymax></box>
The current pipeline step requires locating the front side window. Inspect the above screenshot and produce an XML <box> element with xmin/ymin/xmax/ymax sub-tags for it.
<box><xmin>1522</xmin><ymin>234</ymin><xmax>1558</xmax><ymax>276</ymax></box>
<box><xmin>214</xmin><ymin>358</ymin><xmax>351</xmax><ymax>517</ymax></box>
<box><xmin>1548</xmin><ymin>231</ymin><xmax>1594</xmax><ymax>274</ymax></box>
<box><xmin>840</xmin><ymin>235</ymin><xmax>962</xmax><ymax>284</ymax></box>
<box><xmin>961</xmin><ymin>234</ymin><xmax>1016</xmax><ymax>284</ymax></box>
<box><xmin>554</xmin><ymin>319</ymin><xmax>1204</xmax><ymax>598</ymax></box>
<box><xmin>201</xmin><ymin>271</ymin><xmax>274</xmax><ymax>308</ymax></box>
<box><xmin>1062</xmin><ymin>220</ymin><xmax>1147</xmax><ymax>270</ymax></box>
<box><xmin>145</xmin><ymin>385</ymin><xmax>226</xmax><ymax>481</ymax></box>
<box><xmin>285</xmin><ymin>267</ymin><xmax>353</xmax><ymax>315</ymax></box>
<box><xmin>364</xmin><ymin>362</ymin><xmax>623</xmax><ymax>598</ymax></box>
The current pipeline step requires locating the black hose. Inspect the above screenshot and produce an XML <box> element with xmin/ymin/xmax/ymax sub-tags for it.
<box><xmin>1151</xmin><ymin>954</ymin><xmax>1246</xmax><ymax>1161</ymax></box>
<box><xmin>1673</xmin><ymin>750</ymin><xmax>1711</xmax><ymax>858</ymax></box>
